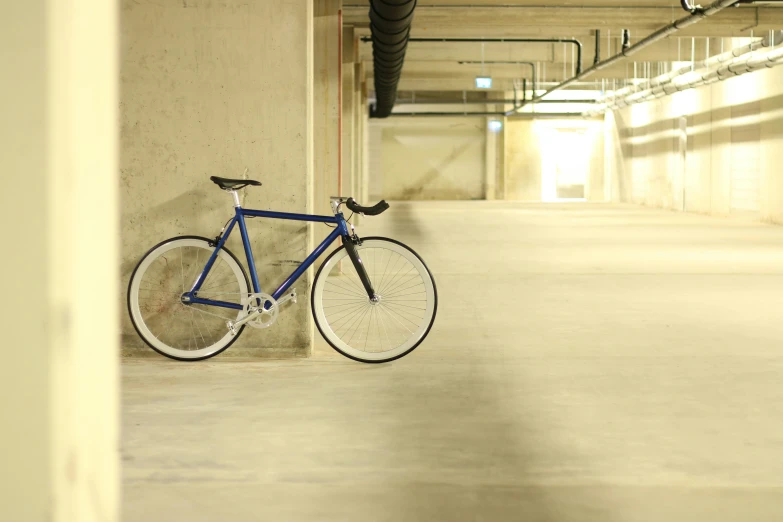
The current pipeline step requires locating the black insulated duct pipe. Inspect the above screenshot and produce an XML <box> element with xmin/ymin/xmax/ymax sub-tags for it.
<box><xmin>369</xmin><ymin>0</ymin><xmax>417</xmax><ymax>118</ymax></box>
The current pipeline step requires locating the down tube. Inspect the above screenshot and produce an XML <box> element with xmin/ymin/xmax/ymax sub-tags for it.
<box><xmin>272</xmin><ymin>227</ymin><xmax>343</xmax><ymax>300</ymax></box>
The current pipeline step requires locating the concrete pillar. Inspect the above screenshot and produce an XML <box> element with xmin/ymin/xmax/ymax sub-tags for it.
<box><xmin>497</xmin><ymin>118</ymin><xmax>507</xmax><ymax>200</ymax></box>
<box><xmin>760</xmin><ymin>67</ymin><xmax>783</xmax><ymax>224</ymax></box>
<box><xmin>362</xmin><ymin>70</ymin><xmax>371</xmax><ymax>203</ymax></box>
<box><xmin>121</xmin><ymin>1</ymin><xmax>314</xmax><ymax>357</ymax></box>
<box><xmin>314</xmin><ymin>0</ymin><xmax>340</xmax><ymax>216</ymax></box>
<box><xmin>0</xmin><ymin>0</ymin><xmax>119</xmax><ymax>520</ymax></box>
<box><xmin>360</xmin><ymin>80</ymin><xmax>371</xmax><ymax>222</ymax></box>
<box><xmin>709</xmin><ymin>83</ymin><xmax>733</xmax><ymax>216</ymax></box>
<box><xmin>353</xmin><ymin>62</ymin><xmax>363</xmax><ymax>200</ymax></box>
<box><xmin>342</xmin><ymin>26</ymin><xmax>356</xmax><ymax>198</ymax></box>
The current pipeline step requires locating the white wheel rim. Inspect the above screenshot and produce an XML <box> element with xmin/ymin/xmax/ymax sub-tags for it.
<box><xmin>313</xmin><ymin>239</ymin><xmax>436</xmax><ymax>361</ymax></box>
<box><xmin>129</xmin><ymin>239</ymin><xmax>248</xmax><ymax>359</ymax></box>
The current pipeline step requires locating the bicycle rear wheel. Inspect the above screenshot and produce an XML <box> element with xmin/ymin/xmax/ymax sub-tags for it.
<box><xmin>127</xmin><ymin>236</ymin><xmax>249</xmax><ymax>361</ymax></box>
<box><xmin>312</xmin><ymin>237</ymin><xmax>437</xmax><ymax>363</ymax></box>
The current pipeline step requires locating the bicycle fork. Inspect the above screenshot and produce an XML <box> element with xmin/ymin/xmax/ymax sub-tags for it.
<box><xmin>342</xmin><ymin>235</ymin><xmax>378</xmax><ymax>302</ymax></box>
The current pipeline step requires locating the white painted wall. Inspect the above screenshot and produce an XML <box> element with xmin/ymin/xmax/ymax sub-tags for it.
<box><xmin>606</xmin><ymin>60</ymin><xmax>783</xmax><ymax>224</ymax></box>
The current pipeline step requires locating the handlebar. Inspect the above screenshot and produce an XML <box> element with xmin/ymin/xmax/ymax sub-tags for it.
<box><xmin>345</xmin><ymin>198</ymin><xmax>389</xmax><ymax>216</ymax></box>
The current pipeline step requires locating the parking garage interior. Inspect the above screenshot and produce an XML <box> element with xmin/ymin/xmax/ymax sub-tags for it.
<box><xmin>4</xmin><ymin>1</ymin><xmax>783</xmax><ymax>521</ymax></box>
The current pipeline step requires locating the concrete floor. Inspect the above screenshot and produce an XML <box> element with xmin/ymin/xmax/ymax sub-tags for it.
<box><xmin>123</xmin><ymin>202</ymin><xmax>783</xmax><ymax>522</ymax></box>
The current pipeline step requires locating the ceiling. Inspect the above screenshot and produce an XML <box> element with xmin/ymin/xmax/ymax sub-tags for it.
<box><xmin>344</xmin><ymin>0</ymin><xmax>783</xmax><ymax>101</ymax></box>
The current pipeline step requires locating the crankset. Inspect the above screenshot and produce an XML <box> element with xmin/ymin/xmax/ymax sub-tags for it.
<box><xmin>226</xmin><ymin>289</ymin><xmax>298</xmax><ymax>335</ymax></box>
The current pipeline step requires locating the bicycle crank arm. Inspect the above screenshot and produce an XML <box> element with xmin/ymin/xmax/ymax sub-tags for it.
<box><xmin>226</xmin><ymin>289</ymin><xmax>298</xmax><ymax>335</ymax></box>
<box><xmin>276</xmin><ymin>288</ymin><xmax>298</xmax><ymax>307</ymax></box>
<box><xmin>229</xmin><ymin>309</ymin><xmax>263</xmax><ymax>332</ymax></box>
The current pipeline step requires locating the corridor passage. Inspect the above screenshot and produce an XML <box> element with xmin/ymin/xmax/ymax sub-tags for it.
<box><xmin>123</xmin><ymin>202</ymin><xmax>783</xmax><ymax>522</ymax></box>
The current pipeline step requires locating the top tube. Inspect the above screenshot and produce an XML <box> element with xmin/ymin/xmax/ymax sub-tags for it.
<box><xmin>240</xmin><ymin>208</ymin><xmax>340</xmax><ymax>224</ymax></box>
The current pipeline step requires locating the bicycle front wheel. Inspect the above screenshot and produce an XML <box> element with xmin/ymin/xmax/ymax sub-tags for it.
<box><xmin>312</xmin><ymin>237</ymin><xmax>437</xmax><ymax>363</ymax></box>
<box><xmin>127</xmin><ymin>236</ymin><xmax>250</xmax><ymax>361</ymax></box>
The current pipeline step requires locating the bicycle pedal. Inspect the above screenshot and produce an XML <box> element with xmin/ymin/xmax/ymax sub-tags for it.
<box><xmin>227</xmin><ymin>321</ymin><xmax>238</xmax><ymax>336</ymax></box>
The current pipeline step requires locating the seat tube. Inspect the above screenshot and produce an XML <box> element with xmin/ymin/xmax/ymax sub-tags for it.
<box><xmin>236</xmin><ymin>208</ymin><xmax>262</xmax><ymax>294</ymax></box>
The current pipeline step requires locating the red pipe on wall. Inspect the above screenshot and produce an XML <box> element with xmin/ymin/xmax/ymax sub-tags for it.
<box><xmin>337</xmin><ymin>9</ymin><xmax>343</xmax><ymax>197</ymax></box>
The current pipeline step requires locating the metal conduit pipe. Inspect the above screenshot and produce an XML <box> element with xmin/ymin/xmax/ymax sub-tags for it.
<box><xmin>364</xmin><ymin>37</ymin><xmax>584</xmax><ymax>76</ymax></box>
<box><xmin>392</xmin><ymin>37</ymin><xmax>584</xmax><ymax>75</ymax></box>
<box><xmin>617</xmin><ymin>47</ymin><xmax>783</xmax><ymax>108</ymax></box>
<box><xmin>592</xmin><ymin>30</ymin><xmax>782</xmax><ymax>111</ymax></box>
<box><xmin>388</xmin><ymin>112</ymin><xmax>589</xmax><ymax>118</ymax></box>
<box><xmin>360</xmin><ymin>36</ymin><xmax>582</xmax><ymax>114</ymax></box>
<box><xmin>369</xmin><ymin>0</ymin><xmax>417</xmax><ymax>118</ymax></box>
<box><xmin>594</xmin><ymin>30</ymin><xmax>601</xmax><ymax>65</ymax></box>
<box><xmin>587</xmin><ymin>31</ymin><xmax>783</xmax><ymax>114</ymax></box>
<box><xmin>507</xmin><ymin>0</ymin><xmax>741</xmax><ymax>116</ymax></box>
<box><xmin>394</xmin><ymin>99</ymin><xmax>596</xmax><ymax>105</ymax></box>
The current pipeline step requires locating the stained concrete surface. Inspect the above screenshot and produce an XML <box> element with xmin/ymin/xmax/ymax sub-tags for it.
<box><xmin>123</xmin><ymin>202</ymin><xmax>783</xmax><ymax>521</ymax></box>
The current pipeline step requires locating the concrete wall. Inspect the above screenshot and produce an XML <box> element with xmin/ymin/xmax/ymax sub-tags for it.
<box><xmin>1</xmin><ymin>0</ymin><xmax>119</xmax><ymax>520</ymax></box>
<box><xmin>370</xmin><ymin>116</ymin><xmax>486</xmax><ymax>200</ymax></box>
<box><xmin>120</xmin><ymin>0</ymin><xmax>314</xmax><ymax>357</ymax></box>
<box><xmin>607</xmin><ymin>59</ymin><xmax>783</xmax><ymax>224</ymax></box>
<box><xmin>505</xmin><ymin>120</ymin><xmax>543</xmax><ymax>200</ymax></box>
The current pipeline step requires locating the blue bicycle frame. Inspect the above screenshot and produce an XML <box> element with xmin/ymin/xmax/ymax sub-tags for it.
<box><xmin>183</xmin><ymin>207</ymin><xmax>352</xmax><ymax>311</ymax></box>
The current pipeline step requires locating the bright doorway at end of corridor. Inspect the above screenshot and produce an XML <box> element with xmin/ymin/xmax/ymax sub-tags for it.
<box><xmin>539</xmin><ymin>121</ymin><xmax>596</xmax><ymax>202</ymax></box>
<box><xmin>505</xmin><ymin>119</ymin><xmax>603</xmax><ymax>202</ymax></box>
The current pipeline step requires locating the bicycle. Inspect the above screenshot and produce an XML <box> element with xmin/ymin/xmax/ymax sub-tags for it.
<box><xmin>127</xmin><ymin>176</ymin><xmax>438</xmax><ymax>363</ymax></box>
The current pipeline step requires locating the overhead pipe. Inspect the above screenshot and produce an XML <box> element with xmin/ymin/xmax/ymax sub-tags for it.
<box><xmin>368</xmin><ymin>0</ymin><xmax>417</xmax><ymax>118</ymax></box>
<box><xmin>394</xmin><ymin>99</ymin><xmax>596</xmax><ymax>105</ymax></box>
<box><xmin>387</xmin><ymin>37</ymin><xmax>584</xmax><ymax>75</ymax></box>
<box><xmin>388</xmin><ymin>111</ymin><xmax>589</xmax><ymax>118</ymax></box>
<box><xmin>592</xmin><ymin>30</ymin><xmax>783</xmax><ymax>109</ymax></box>
<box><xmin>360</xmin><ymin>36</ymin><xmax>582</xmax><ymax>114</ymax></box>
<box><xmin>587</xmin><ymin>31</ymin><xmax>783</xmax><ymax>114</ymax></box>
<box><xmin>506</xmin><ymin>0</ymin><xmax>741</xmax><ymax>116</ymax></box>
<box><xmin>594</xmin><ymin>30</ymin><xmax>601</xmax><ymax>65</ymax></box>
<box><xmin>613</xmin><ymin>46</ymin><xmax>783</xmax><ymax>107</ymax></box>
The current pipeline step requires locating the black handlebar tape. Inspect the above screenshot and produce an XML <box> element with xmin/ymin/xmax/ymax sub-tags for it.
<box><xmin>346</xmin><ymin>198</ymin><xmax>390</xmax><ymax>216</ymax></box>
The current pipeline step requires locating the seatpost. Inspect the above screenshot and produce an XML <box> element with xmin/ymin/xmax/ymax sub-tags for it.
<box><xmin>228</xmin><ymin>190</ymin><xmax>241</xmax><ymax>208</ymax></box>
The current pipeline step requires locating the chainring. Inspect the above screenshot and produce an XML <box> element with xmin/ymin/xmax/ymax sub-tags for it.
<box><xmin>241</xmin><ymin>292</ymin><xmax>278</xmax><ymax>329</ymax></box>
